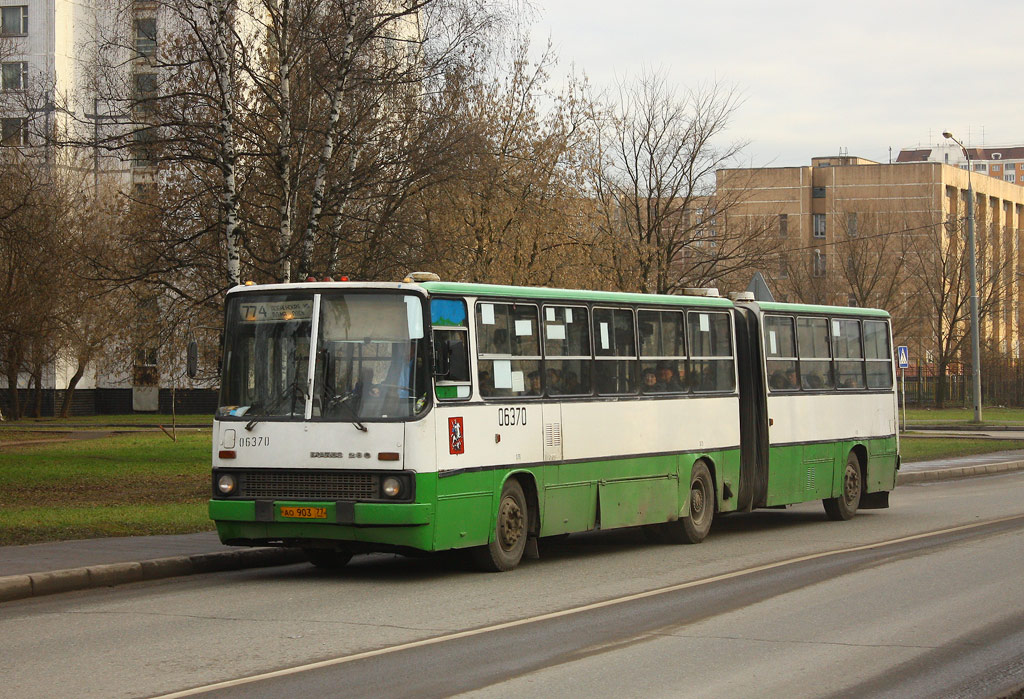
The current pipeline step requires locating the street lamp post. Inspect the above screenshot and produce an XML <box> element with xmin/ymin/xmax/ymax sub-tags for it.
<box><xmin>943</xmin><ymin>131</ymin><xmax>982</xmax><ymax>423</ymax></box>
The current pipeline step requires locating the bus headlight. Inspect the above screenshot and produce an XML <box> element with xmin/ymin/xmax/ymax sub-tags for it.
<box><xmin>382</xmin><ymin>477</ymin><xmax>401</xmax><ymax>498</ymax></box>
<box><xmin>217</xmin><ymin>473</ymin><xmax>237</xmax><ymax>495</ymax></box>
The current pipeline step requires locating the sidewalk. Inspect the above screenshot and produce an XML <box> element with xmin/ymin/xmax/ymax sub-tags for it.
<box><xmin>3</xmin><ymin>451</ymin><xmax>1024</xmax><ymax>605</ymax></box>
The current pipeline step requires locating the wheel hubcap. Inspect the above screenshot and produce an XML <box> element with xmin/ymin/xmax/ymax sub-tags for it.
<box><xmin>844</xmin><ymin>464</ymin><xmax>860</xmax><ymax>505</ymax></box>
<box><xmin>498</xmin><ymin>497</ymin><xmax>524</xmax><ymax>551</ymax></box>
<box><xmin>691</xmin><ymin>478</ymin><xmax>707</xmax><ymax>523</ymax></box>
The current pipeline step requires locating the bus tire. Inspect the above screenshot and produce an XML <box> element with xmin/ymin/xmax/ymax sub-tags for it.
<box><xmin>824</xmin><ymin>451</ymin><xmax>862</xmax><ymax>521</ymax></box>
<box><xmin>663</xmin><ymin>460</ymin><xmax>714</xmax><ymax>544</ymax></box>
<box><xmin>304</xmin><ymin>549</ymin><xmax>353</xmax><ymax>570</ymax></box>
<box><xmin>473</xmin><ymin>478</ymin><xmax>528</xmax><ymax>572</ymax></box>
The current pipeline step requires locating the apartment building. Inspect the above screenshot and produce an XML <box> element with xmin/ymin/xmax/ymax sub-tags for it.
<box><xmin>898</xmin><ymin>143</ymin><xmax>1024</xmax><ymax>186</ymax></box>
<box><xmin>717</xmin><ymin>156</ymin><xmax>1024</xmax><ymax>363</ymax></box>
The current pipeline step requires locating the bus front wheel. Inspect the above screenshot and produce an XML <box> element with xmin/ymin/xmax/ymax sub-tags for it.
<box><xmin>824</xmin><ymin>451</ymin><xmax>862</xmax><ymax>521</ymax></box>
<box><xmin>473</xmin><ymin>479</ymin><xmax>528</xmax><ymax>572</ymax></box>
<box><xmin>662</xmin><ymin>460</ymin><xmax>714</xmax><ymax>544</ymax></box>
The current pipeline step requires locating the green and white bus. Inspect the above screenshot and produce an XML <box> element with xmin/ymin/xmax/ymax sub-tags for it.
<box><xmin>209</xmin><ymin>275</ymin><xmax>899</xmax><ymax>571</ymax></box>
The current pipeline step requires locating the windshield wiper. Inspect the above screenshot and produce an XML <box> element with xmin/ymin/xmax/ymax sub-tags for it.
<box><xmin>245</xmin><ymin>379</ymin><xmax>308</xmax><ymax>431</ymax></box>
<box><xmin>325</xmin><ymin>390</ymin><xmax>368</xmax><ymax>432</ymax></box>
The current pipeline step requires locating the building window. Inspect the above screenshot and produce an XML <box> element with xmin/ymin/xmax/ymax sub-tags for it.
<box><xmin>974</xmin><ymin>163</ymin><xmax>987</xmax><ymax>171</ymax></box>
<box><xmin>1</xmin><ymin>6</ymin><xmax>28</xmax><ymax>35</ymax></box>
<box><xmin>812</xmin><ymin>186</ymin><xmax>826</xmax><ymax>198</ymax></box>
<box><xmin>812</xmin><ymin>249</ymin><xmax>826</xmax><ymax>278</ymax></box>
<box><xmin>1006</xmin><ymin>173</ymin><xmax>1016</xmax><ymax>183</ymax></box>
<box><xmin>777</xmin><ymin>254</ymin><xmax>789</xmax><ymax>279</ymax></box>
<box><xmin>846</xmin><ymin>212</ymin><xmax>857</xmax><ymax>236</ymax></box>
<box><xmin>133</xmin><ymin>73</ymin><xmax>157</xmax><ymax>114</ymax></box>
<box><xmin>1</xmin><ymin>61</ymin><xmax>27</xmax><ymax>90</ymax></box>
<box><xmin>1</xmin><ymin>117</ymin><xmax>28</xmax><ymax>146</ymax></box>
<box><xmin>813</xmin><ymin>213</ymin><xmax>826</xmax><ymax>238</ymax></box>
<box><xmin>135</xmin><ymin>18</ymin><xmax>157</xmax><ymax>57</ymax></box>
<box><xmin>778</xmin><ymin>213</ymin><xmax>788</xmax><ymax>237</ymax></box>
<box><xmin>131</xmin><ymin>127</ymin><xmax>158</xmax><ymax>166</ymax></box>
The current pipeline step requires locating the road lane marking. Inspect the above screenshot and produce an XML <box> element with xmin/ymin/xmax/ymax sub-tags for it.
<box><xmin>155</xmin><ymin>513</ymin><xmax>1024</xmax><ymax>698</ymax></box>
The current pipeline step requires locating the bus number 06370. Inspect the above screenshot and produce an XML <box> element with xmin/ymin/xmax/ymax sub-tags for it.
<box><xmin>497</xmin><ymin>407</ymin><xmax>527</xmax><ymax>426</ymax></box>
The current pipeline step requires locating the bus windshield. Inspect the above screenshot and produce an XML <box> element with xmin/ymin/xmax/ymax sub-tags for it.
<box><xmin>217</xmin><ymin>292</ymin><xmax>429</xmax><ymax>422</ymax></box>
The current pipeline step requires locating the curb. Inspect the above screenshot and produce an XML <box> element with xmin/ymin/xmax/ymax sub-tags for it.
<box><xmin>0</xmin><ymin>547</ymin><xmax>307</xmax><ymax>604</ymax></box>
<box><xmin>906</xmin><ymin>424</ymin><xmax>1024</xmax><ymax>432</ymax></box>
<box><xmin>896</xmin><ymin>459</ymin><xmax>1024</xmax><ymax>484</ymax></box>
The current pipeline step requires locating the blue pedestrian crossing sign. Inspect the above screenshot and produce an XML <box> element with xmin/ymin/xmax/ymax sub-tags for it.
<box><xmin>897</xmin><ymin>346</ymin><xmax>910</xmax><ymax>369</ymax></box>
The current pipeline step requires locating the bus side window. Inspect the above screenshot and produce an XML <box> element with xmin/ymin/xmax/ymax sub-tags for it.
<box><xmin>797</xmin><ymin>317</ymin><xmax>834</xmax><ymax>389</ymax></box>
<box><xmin>543</xmin><ymin>305</ymin><xmax>592</xmax><ymax>396</ymax></box>
<box><xmin>594</xmin><ymin>307</ymin><xmax>637</xmax><ymax>394</ymax></box>
<box><xmin>833</xmin><ymin>318</ymin><xmax>865</xmax><ymax>389</ymax></box>
<box><xmin>431</xmin><ymin>298</ymin><xmax>471</xmax><ymax>400</ymax></box>
<box><xmin>476</xmin><ymin>302</ymin><xmax>541</xmax><ymax>398</ymax></box>
<box><xmin>863</xmin><ymin>320</ymin><xmax>893</xmax><ymax>389</ymax></box>
<box><xmin>688</xmin><ymin>311</ymin><xmax>735</xmax><ymax>392</ymax></box>
<box><xmin>638</xmin><ymin>309</ymin><xmax>687</xmax><ymax>394</ymax></box>
<box><xmin>764</xmin><ymin>315</ymin><xmax>798</xmax><ymax>391</ymax></box>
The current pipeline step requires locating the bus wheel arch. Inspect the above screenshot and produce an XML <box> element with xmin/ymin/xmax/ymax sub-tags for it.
<box><xmin>661</xmin><ymin>458</ymin><xmax>715</xmax><ymax>544</ymax></box>
<box><xmin>472</xmin><ymin>473</ymin><xmax>532</xmax><ymax>572</ymax></box>
<box><xmin>824</xmin><ymin>448</ymin><xmax>863</xmax><ymax>521</ymax></box>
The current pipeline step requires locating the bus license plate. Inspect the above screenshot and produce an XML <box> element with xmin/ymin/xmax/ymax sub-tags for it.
<box><xmin>280</xmin><ymin>506</ymin><xmax>327</xmax><ymax>519</ymax></box>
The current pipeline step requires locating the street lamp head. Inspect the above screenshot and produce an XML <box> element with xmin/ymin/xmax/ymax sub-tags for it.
<box><xmin>942</xmin><ymin>131</ymin><xmax>953</xmax><ymax>139</ymax></box>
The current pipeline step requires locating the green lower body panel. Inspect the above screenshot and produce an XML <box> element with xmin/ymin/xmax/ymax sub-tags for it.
<box><xmin>209</xmin><ymin>448</ymin><xmax>744</xmax><ymax>554</ymax></box>
<box><xmin>765</xmin><ymin>436</ymin><xmax>898</xmax><ymax>507</ymax></box>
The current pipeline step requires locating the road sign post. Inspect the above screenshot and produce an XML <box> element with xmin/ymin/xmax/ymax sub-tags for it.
<box><xmin>897</xmin><ymin>346</ymin><xmax>909</xmax><ymax>432</ymax></box>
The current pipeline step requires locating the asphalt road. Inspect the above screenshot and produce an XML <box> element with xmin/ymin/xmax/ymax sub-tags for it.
<box><xmin>3</xmin><ymin>472</ymin><xmax>1024</xmax><ymax>699</ymax></box>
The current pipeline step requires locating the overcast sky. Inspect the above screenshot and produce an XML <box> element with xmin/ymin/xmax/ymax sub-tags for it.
<box><xmin>528</xmin><ymin>0</ymin><xmax>1022</xmax><ymax>167</ymax></box>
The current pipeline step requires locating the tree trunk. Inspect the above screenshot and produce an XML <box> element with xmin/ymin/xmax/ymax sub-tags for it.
<box><xmin>935</xmin><ymin>358</ymin><xmax>948</xmax><ymax>408</ymax></box>
<box><xmin>5</xmin><ymin>372</ymin><xmax>19</xmax><ymax>420</ymax></box>
<box><xmin>30</xmin><ymin>368</ymin><xmax>43</xmax><ymax>418</ymax></box>
<box><xmin>60</xmin><ymin>362</ymin><xmax>86</xmax><ymax>418</ymax></box>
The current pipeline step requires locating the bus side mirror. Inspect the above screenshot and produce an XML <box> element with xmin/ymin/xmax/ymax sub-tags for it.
<box><xmin>186</xmin><ymin>340</ymin><xmax>199</xmax><ymax>378</ymax></box>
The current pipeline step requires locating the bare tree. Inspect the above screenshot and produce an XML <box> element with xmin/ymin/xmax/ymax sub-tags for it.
<box><xmin>906</xmin><ymin>209</ymin><xmax>1012</xmax><ymax>407</ymax></box>
<box><xmin>587</xmin><ymin>71</ymin><xmax>776</xmax><ymax>294</ymax></box>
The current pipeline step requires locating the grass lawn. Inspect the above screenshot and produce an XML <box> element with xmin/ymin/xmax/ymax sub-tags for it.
<box><xmin>904</xmin><ymin>406</ymin><xmax>1024</xmax><ymax>425</ymax></box>
<box><xmin>0</xmin><ymin>413</ymin><xmax>212</xmax><ymax>427</ymax></box>
<box><xmin>0</xmin><ymin>431</ymin><xmax>213</xmax><ymax>545</ymax></box>
<box><xmin>899</xmin><ymin>436</ymin><xmax>1024</xmax><ymax>463</ymax></box>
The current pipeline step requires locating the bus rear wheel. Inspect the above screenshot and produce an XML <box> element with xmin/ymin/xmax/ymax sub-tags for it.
<box><xmin>473</xmin><ymin>479</ymin><xmax>528</xmax><ymax>572</ymax></box>
<box><xmin>304</xmin><ymin>549</ymin><xmax>353</xmax><ymax>570</ymax></box>
<box><xmin>662</xmin><ymin>460</ymin><xmax>714</xmax><ymax>544</ymax></box>
<box><xmin>824</xmin><ymin>451</ymin><xmax>862</xmax><ymax>521</ymax></box>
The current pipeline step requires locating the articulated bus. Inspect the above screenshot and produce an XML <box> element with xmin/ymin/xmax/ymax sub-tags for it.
<box><xmin>209</xmin><ymin>275</ymin><xmax>899</xmax><ymax>571</ymax></box>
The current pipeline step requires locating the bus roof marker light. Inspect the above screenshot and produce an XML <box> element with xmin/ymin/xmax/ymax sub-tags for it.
<box><xmin>243</xmin><ymin>281</ymin><xmax>255</xmax><ymax>286</ymax></box>
<box><xmin>403</xmin><ymin>271</ymin><xmax>441</xmax><ymax>283</ymax></box>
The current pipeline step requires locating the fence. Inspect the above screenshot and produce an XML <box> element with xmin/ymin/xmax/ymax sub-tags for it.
<box><xmin>899</xmin><ymin>357</ymin><xmax>1024</xmax><ymax>407</ymax></box>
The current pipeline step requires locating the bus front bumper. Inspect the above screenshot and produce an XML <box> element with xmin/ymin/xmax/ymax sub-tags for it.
<box><xmin>209</xmin><ymin>498</ymin><xmax>432</xmax><ymax>526</ymax></box>
<box><xmin>209</xmin><ymin>499</ymin><xmax>435</xmax><ymax>550</ymax></box>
